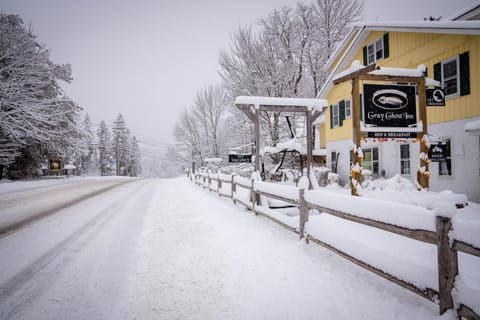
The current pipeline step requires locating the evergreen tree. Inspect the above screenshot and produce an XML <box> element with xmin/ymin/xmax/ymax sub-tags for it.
<box><xmin>112</xmin><ymin>114</ymin><xmax>131</xmax><ymax>176</ymax></box>
<box><xmin>0</xmin><ymin>14</ymin><xmax>82</xmax><ymax>178</ymax></box>
<box><xmin>79</xmin><ymin>114</ymin><xmax>98</xmax><ymax>175</ymax></box>
<box><xmin>97</xmin><ymin>121</ymin><xmax>113</xmax><ymax>176</ymax></box>
<box><xmin>128</xmin><ymin>136</ymin><xmax>142</xmax><ymax>177</ymax></box>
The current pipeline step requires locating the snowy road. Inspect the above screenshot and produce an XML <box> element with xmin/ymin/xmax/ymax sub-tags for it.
<box><xmin>0</xmin><ymin>178</ymin><xmax>452</xmax><ymax>319</ymax></box>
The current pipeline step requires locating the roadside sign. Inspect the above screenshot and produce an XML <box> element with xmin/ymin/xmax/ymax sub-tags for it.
<box><xmin>426</xmin><ymin>88</ymin><xmax>445</xmax><ymax>106</ymax></box>
<box><xmin>363</xmin><ymin>84</ymin><xmax>417</xmax><ymax>129</ymax></box>
<box><xmin>429</xmin><ymin>143</ymin><xmax>448</xmax><ymax>162</ymax></box>
<box><xmin>228</xmin><ymin>154</ymin><xmax>252</xmax><ymax>163</ymax></box>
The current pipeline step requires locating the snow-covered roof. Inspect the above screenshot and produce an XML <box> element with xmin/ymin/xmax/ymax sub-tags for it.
<box><xmin>332</xmin><ymin>61</ymin><xmax>440</xmax><ymax>87</ymax></box>
<box><xmin>358</xmin><ymin>20</ymin><xmax>480</xmax><ymax>34</ymax></box>
<box><xmin>317</xmin><ymin>20</ymin><xmax>480</xmax><ymax>99</ymax></box>
<box><xmin>235</xmin><ymin>96</ymin><xmax>328</xmax><ymax>112</ymax></box>
<box><xmin>465</xmin><ymin>119</ymin><xmax>480</xmax><ymax>135</ymax></box>
<box><xmin>262</xmin><ymin>138</ymin><xmax>306</xmax><ymax>155</ymax></box>
<box><xmin>446</xmin><ymin>0</ymin><xmax>480</xmax><ymax>21</ymax></box>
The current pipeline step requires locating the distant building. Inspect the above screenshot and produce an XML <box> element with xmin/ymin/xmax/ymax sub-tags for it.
<box><xmin>315</xmin><ymin>6</ymin><xmax>480</xmax><ymax>201</ymax></box>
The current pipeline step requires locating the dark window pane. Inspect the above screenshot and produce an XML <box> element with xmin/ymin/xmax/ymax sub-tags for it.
<box><xmin>400</xmin><ymin>144</ymin><xmax>409</xmax><ymax>158</ymax></box>
<box><xmin>439</xmin><ymin>159</ymin><xmax>451</xmax><ymax>175</ymax></box>
<box><xmin>445</xmin><ymin>78</ymin><xmax>458</xmax><ymax>95</ymax></box>
<box><xmin>401</xmin><ymin>160</ymin><xmax>410</xmax><ymax>175</ymax></box>
<box><xmin>373</xmin><ymin>162</ymin><xmax>379</xmax><ymax>175</ymax></box>
<box><xmin>367</xmin><ymin>44</ymin><xmax>374</xmax><ymax>54</ymax></box>
<box><xmin>443</xmin><ymin>60</ymin><xmax>457</xmax><ymax>78</ymax></box>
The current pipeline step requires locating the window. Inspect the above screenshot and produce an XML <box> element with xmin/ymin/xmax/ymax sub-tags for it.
<box><xmin>363</xmin><ymin>34</ymin><xmax>389</xmax><ymax>65</ymax></box>
<box><xmin>375</xmin><ymin>38</ymin><xmax>384</xmax><ymax>61</ymax></box>
<box><xmin>332</xmin><ymin>103</ymin><xmax>339</xmax><ymax>127</ymax></box>
<box><xmin>345</xmin><ymin>99</ymin><xmax>352</xmax><ymax>119</ymax></box>
<box><xmin>331</xmin><ymin>151</ymin><xmax>338</xmax><ymax>173</ymax></box>
<box><xmin>443</xmin><ymin>56</ymin><xmax>459</xmax><ymax>97</ymax></box>
<box><xmin>363</xmin><ymin>147</ymin><xmax>379</xmax><ymax>175</ymax></box>
<box><xmin>438</xmin><ymin>139</ymin><xmax>452</xmax><ymax>176</ymax></box>
<box><xmin>367</xmin><ymin>43</ymin><xmax>375</xmax><ymax>65</ymax></box>
<box><xmin>400</xmin><ymin>144</ymin><xmax>410</xmax><ymax>175</ymax></box>
<box><xmin>434</xmin><ymin>52</ymin><xmax>470</xmax><ymax>98</ymax></box>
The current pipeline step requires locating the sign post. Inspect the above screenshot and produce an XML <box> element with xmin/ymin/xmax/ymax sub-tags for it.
<box><xmin>333</xmin><ymin>64</ymin><xmax>431</xmax><ymax>194</ymax></box>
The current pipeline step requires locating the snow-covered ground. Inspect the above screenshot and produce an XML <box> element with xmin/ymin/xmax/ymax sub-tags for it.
<box><xmin>0</xmin><ymin>177</ymin><xmax>476</xmax><ymax>319</ymax></box>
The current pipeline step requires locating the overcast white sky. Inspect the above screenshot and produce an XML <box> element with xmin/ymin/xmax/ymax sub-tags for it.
<box><xmin>1</xmin><ymin>0</ymin><xmax>477</xmax><ymax>148</ymax></box>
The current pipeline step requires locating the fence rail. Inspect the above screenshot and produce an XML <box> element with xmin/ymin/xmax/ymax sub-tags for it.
<box><xmin>190</xmin><ymin>171</ymin><xmax>479</xmax><ymax>319</ymax></box>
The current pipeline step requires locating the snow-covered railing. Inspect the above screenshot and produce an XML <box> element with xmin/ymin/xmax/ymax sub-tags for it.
<box><xmin>189</xmin><ymin>172</ymin><xmax>479</xmax><ymax>318</ymax></box>
<box><xmin>232</xmin><ymin>175</ymin><xmax>254</xmax><ymax>210</ymax></box>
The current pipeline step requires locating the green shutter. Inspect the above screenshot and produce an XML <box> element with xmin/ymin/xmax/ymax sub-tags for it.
<box><xmin>433</xmin><ymin>62</ymin><xmax>442</xmax><ymax>84</ymax></box>
<box><xmin>329</xmin><ymin>105</ymin><xmax>333</xmax><ymax>129</ymax></box>
<box><xmin>339</xmin><ymin>100</ymin><xmax>346</xmax><ymax>127</ymax></box>
<box><xmin>363</xmin><ymin>46</ymin><xmax>367</xmax><ymax>65</ymax></box>
<box><xmin>383</xmin><ymin>33</ymin><xmax>389</xmax><ymax>59</ymax></box>
<box><xmin>459</xmin><ymin>51</ymin><xmax>470</xmax><ymax>96</ymax></box>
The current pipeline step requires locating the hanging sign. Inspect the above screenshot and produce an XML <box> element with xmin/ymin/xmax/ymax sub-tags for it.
<box><xmin>428</xmin><ymin>143</ymin><xmax>447</xmax><ymax>162</ymax></box>
<box><xmin>426</xmin><ymin>88</ymin><xmax>445</xmax><ymax>106</ymax></box>
<box><xmin>228</xmin><ymin>154</ymin><xmax>252</xmax><ymax>163</ymax></box>
<box><xmin>363</xmin><ymin>84</ymin><xmax>417</xmax><ymax>129</ymax></box>
<box><xmin>367</xmin><ymin>132</ymin><xmax>418</xmax><ymax>138</ymax></box>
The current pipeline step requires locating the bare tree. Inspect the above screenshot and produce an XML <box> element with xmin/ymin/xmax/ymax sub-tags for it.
<box><xmin>192</xmin><ymin>84</ymin><xmax>230</xmax><ymax>158</ymax></box>
<box><xmin>218</xmin><ymin>0</ymin><xmax>364</xmax><ymax>150</ymax></box>
<box><xmin>174</xmin><ymin>108</ymin><xmax>204</xmax><ymax>166</ymax></box>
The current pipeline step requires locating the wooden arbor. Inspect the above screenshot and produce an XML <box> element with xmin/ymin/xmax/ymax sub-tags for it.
<box><xmin>234</xmin><ymin>96</ymin><xmax>328</xmax><ymax>187</ymax></box>
<box><xmin>332</xmin><ymin>63</ymin><xmax>437</xmax><ymax>195</ymax></box>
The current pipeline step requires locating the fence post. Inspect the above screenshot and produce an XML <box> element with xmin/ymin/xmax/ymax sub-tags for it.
<box><xmin>218</xmin><ymin>173</ymin><xmax>222</xmax><ymax>196</ymax></box>
<box><xmin>298</xmin><ymin>176</ymin><xmax>310</xmax><ymax>239</ymax></box>
<box><xmin>436</xmin><ymin>216</ymin><xmax>458</xmax><ymax>315</ymax></box>
<box><xmin>208</xmin><ymin>171</ymin><xmax>212</xmax><ymax>192</ymax></box>
<box><xmin>251</xmin><ymin>178</ymin><xmax>257</xmax><ymax>214</ymax></box>
<box><xmin>231</xmin><ymin>174</ymin><xmax>235</xmax><ymax>202</ymax></box>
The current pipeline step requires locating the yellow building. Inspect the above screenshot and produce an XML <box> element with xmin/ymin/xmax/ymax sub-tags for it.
<box><xmin>315</xmin><ymin>14</ymin><xmax>480</xmax><ymax>201</ymax></box>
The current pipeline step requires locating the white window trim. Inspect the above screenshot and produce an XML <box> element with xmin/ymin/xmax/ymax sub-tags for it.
<box><xmin>332</xmin><ymin>103</ymin><xmax>340</xmax><ymax>128</ymax></box>
<box><xmin>362</xmin><ymin>147</ymin><xmax>380</xmax><ymax>176</ymax></box>
<box><xmin>345</xmin><ymin>99</ymin><xmax>352</xmax><ymax>119</ymax></box>
<box><xmin>400</xmin><ymin>144</ymin><xmax>411</xmax><ymax>175</ymax></box>
<box><xmin>437</xmin><ymin>138</ymin><xmax>454</xmax><ymax>177</ymax></box>
<box><xmin>366</xmin><ymin>36</ymin><xmax>384</xmax><ymax>65</ymax></box>
<box><xmin>442</xmin><ymin>55</ymin><xmax>460</xmax><ymax>99</ymax></box>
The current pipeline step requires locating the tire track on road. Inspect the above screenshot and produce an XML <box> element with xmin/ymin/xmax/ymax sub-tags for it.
<box><xmin>0</xmin><ymin>180</ymin><xmax>151</xmax><ymax>319</ymax></box>
<box><xmin>0</xmin><ymin>179</ymin><xmax>136</xmax><ymax>237</ymax></box>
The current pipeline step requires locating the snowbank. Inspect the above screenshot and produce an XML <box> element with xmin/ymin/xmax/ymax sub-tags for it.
<box><xmin>254</xmin><ymin>205</ymin><xmax>299</xmax><ymax>231</ymax></box>
<box><xmin>306</xmin><ymin>214</ymin><xmax>438</xmax><ymax>291</ymax></box>
<box><xmin>304</xmin><ymin>189</ymin><xmax>437</xmax><ymax>232</ymax></box>
<box><xmin>254</xmin><ymin>180</ymin><xmax>299</xmax><ymax>202</ymax></box>
<box><xmin>451</xmin><ymin>203</ymin><xmax>480</xmax><ymax>248</ymax></box>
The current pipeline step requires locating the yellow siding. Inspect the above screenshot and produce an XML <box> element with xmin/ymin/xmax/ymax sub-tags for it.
<box><xmin>325</xmin><ymin>30</ymin><xmax>480</xmax><ymax>143</ymax></box>
<box><xmin>325</xmin><ymin>81</ymin><xmax>353</xmax><ymax>142</ymax></box>
<box><xmin>319</xmin><ymin>123</ymin><xmax>326</xmax><ymax>148</ymax></box>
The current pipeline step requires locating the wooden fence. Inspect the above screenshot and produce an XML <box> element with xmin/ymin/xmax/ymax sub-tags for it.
<box><xmin>190</xmin><ymin>171</ymin><xmax>479</xmax><ymax>319</ymax></box>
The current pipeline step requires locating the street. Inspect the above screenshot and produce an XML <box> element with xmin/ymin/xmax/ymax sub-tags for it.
<box><xmin>0</xmin><ymin>178</ymin><xmax>447</xmax><ymax>319</ymax></box>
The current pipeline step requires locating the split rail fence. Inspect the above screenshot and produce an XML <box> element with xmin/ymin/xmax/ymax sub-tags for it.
<box><xmin>191</xmin><ymin>171</ymin><xmax>479</xmax><ymax>319</ymax></box>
